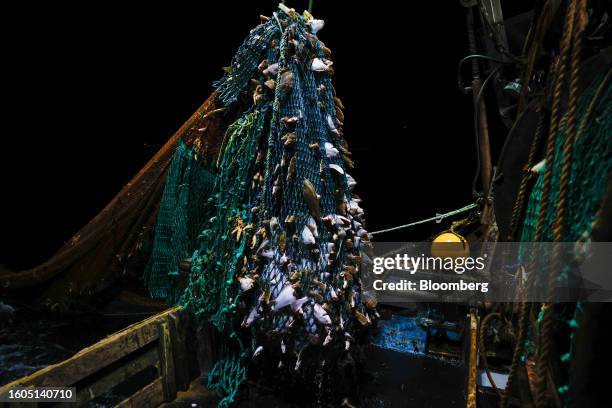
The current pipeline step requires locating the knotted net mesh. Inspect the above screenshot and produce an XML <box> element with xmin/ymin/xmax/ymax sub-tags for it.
<box><xmin>146</xmin><ymin>10</ymin><xmax>375</xmax><ymax>406</ymax></box>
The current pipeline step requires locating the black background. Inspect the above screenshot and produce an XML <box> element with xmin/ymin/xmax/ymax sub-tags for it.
<box><xmin>0</xmin><ymin>1</ymin><xmax>531</xmax><ymax>270</ymax></box>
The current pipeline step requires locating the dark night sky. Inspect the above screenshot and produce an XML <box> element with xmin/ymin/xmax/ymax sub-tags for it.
<box><xmin>0</xmin><ymin>1</ymin><xmax>532</xmax><ymax>270</ymax></box>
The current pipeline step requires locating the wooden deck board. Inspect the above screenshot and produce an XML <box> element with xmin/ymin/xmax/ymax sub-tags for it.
<box><xmin>74</xmin><ymin>346</ymin><xmax>159</xmax><ymax>406</ymax></box>
<box><xmin>115</xmin><ymin>377</ymin><xmax>164</xmax><ymax>408</ymax></box>
<box><xmin>0</xmin><ymin>306</ymin><xmax>181</xmax><ymax>392</ymax></box>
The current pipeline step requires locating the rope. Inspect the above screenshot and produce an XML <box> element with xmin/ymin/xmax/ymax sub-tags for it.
<box><xmin>504</xmin><ymin>2</ymin><xmax>580</xmax><ymax>405</ymax></box>
<box><xmin>534</xmin><ymin>0</ymin><xmax>576</xmax><ymax>243</ymax></box>
<box><xmin>516</xmin><ymin>0</ymin><xmax>559</xmax><ymax>115</ymax></box>
<box><xmin>575</xmin><ymin>67</ymin><xmax>612</xmax><ymax>142</ymax></box>
<box><xmin>500</xmin><ymin>108</ymin><xmax>545</xmax><ymax>408</ymax></box>
<box><xmin>507</xmin><ymin>106</ymin><xmax>545</xmax><ymax>241</ymax></box>
<box><xmin>369</xmin><ymin>203</ymin><xmax>478</xmax><ymax>236</ymax></box>
<box><xmin>500</xmin><ymin>106</ymin><xmax>547</xmax><ymax>408</ymax></box>
<box><xmin>534</xmin><ymin>2</ymin><xmax>585</xmax><ymax>406</ymax></box>
<box><xmin>501</xmin><ymin>302</ymin><xmax>533</xmax><ymax>408</ymax></box>
<box><xmin>273</xmin><ymin>12</ymin><xmax>284</xmax><ymax>33</ymax></box>
<box><xmin>479</xmin><ymin>312</ymin><xmax>504</xmax><ymax>398</ymax></box>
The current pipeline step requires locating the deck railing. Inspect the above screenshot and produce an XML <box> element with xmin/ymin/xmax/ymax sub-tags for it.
<box><xmin>0</xmin><ymin>306</ymin><xmax>196</xmax><ymax>407</ymax></box>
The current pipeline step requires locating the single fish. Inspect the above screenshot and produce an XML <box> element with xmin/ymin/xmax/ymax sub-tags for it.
<box><xmin>323</xmin><ymin>330</ymin><xmax>333</xmax><ymax>346</ymax></box>
<box><xmin>263</xmin><ymin>63</ymin><xmax>279</xmax><ymax>76</ymax></box>
<box><xmin>273</xmin><ymin>285</ymin><xmax>296</xmax><ymax>311</ymax></box>
<box><xmin>314</xmin><ymin>303</ymin><xmax>332</xmax><ymax>325</ymax></box>
<box><xmin>312</xmin><ymin>57</ymin><xmax>329</xmax><ymax>72</ymax></box>
<box><xmin>243</xmin><ymin>306</ymin><xmax>260</xmax><ymax>327</ymax></box>
<box><xmin>301</xmin><ymin>225</ymin><xmax>316</xmax><ymax>245</ymax></box>
<box><xmin>291</xmin><ymin>297</ymin><xmax>309</xmax><ymax>312</ymax></box>
<box><xmin>278</xmin><ymin>69</ymin><xmax>294</xmax><ymax>97</ymax></box>
<box><xmin>289</xmin><ymin>270</ymin><xmax>301</xmax><ymax>281</ymax></box>
<box><xmin>258</xmin><ymin>59</ymin><xmax>269</xmax><ymax>72</ymax></box>
<box><xmin>307</xmin><ymin>18</ymin><xmax>325</xmax><ymax>34</ymax></box>
<box><xmin>264</xmin><ymin>78</ymin><xmax>276</xmax><ymax>91</ymax></box>
<box><xmin>281</xmin><ymin>116</ymin><xmax>299</xmax><ymax>130</ymax></box>
<box><xmin>354</xmin><ymin>310</ymin><xmax>370</xmax><ymax>326</ymax></box>
<box><xmin>282</xmin><ymin>132</ymin><xmax>296</xmax><ymax>148</ymax></box>
<box><xmin>303</xmin><ymin>178</ymin><xmax>321</xmax><ymax>222</ymax></box>
<box><xmin>346</xmin><ymin>174</ymin><xmax>357</xmax><ymax>191</ymax></box>
<box><xmin>240</xmin><ymin>276</ymin><xmax>255</xmax><ymax>291</ymax></box>
<box><xmin>286</xmin><ymin>156</ymin><xmax>296</xmax><ymax>182</ymax></box>
<box><xmin>362</xmin><ymin>291</ymin><xmax>378</xmax><ymax>310</ymax></box>
<box><xmin>329</xmin><ymin>163</ymin><xmax>344</xmax><ymax>175</ymax></box>
<box><xmin>326</xmin><ymin>115</ymin><xmax>340</xmax><ymax>136</ymax></box>
<box><xmin>324</xmin><ymin>142</ymin><xmax>339</xmax><ymax>158</ymax></box>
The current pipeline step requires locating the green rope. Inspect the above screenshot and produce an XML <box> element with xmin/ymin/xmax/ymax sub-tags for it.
<box><xmin>369</xmin><ymin>203</ymin><xmax>478</xmax><ymax>236</ymax></box>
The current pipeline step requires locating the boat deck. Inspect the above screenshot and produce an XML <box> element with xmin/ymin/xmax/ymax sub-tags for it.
<box><xmin>0</xmin><ymin>307</ymin><xmax>479</xmax><ymax>407</ymax></box>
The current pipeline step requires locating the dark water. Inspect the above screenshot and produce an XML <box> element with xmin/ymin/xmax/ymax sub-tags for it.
<box><xmin>0</xmin><ymin>319</ymin><xmax>74</xmax><ymax>384</ymax></box>
<box><xmin>0</xmin><ymin>308</ymin><xmax>144</xmax><ymax>387</ymax></box>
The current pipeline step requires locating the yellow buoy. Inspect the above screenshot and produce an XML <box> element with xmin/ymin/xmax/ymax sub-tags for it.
<box><xmin>431</xmin><ymin>231</ymin><xmax>470</xmax><ymax>258</ymax></box>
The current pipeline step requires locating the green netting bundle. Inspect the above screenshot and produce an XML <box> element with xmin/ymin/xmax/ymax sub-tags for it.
<box><xmin>520</xmin><ymin>74</ymin><xmax>612</xmax><ymax>244</ymax></box>
<box><xmin>517</xmin><ymin>73</ymin><xmax>611</xmax><ymax>400</ymax></box>
<box><xmin>147</xmin><ymin>8</ymin><xmax>375</xmax><ymax>407</ymax></box>
<box><xmin>145</xmin><ymin>141</ymin><xmax>216</xmax><ymax>303</ymax></box>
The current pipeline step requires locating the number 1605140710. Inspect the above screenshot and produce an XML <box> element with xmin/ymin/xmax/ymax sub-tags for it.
<box><xmin>1</xmin><ymin>387</ymin><xmax>76</xmax><ymax>402</ymax></box>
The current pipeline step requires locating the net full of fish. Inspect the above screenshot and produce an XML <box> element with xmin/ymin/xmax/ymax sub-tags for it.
<box><xmin>147</xmin><ymin>7</ymin><xmax>378</xmax><ymax>406</ymax></box>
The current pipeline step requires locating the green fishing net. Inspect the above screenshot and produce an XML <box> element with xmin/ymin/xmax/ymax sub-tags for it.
<box><xmin>518</xmin><ymin>74</ymin><xmax>611</xmax><ymax>400</ymax></box>
<box><xmin>520</xmin><ymin>75</ymin><xmax>612</xmax><ymax>244</ymax></box>
<box><xmin>146</xmin><ymin>9</ymin><xmax>374</xmax><ymax>407</ymax></box>
<box><xmin>145</xmin><ymin>141</ymin><xmax>216</xmax><ymax>303</ymax></box>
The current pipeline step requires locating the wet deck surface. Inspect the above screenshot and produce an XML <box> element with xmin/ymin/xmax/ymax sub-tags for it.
<box><xmin>2</xmin><ymin>307</ymin><xmax>467</xmax><ymax>407</ymax></box>
<box><xmin>359</xmin><ymin>345</ymin><xmax>464</xmax><ymax>407</ymax></box>
<box><xmin>166</xmin><ymin>344</ymin><xmax>465</xmax><ymax>408</ymax></box>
